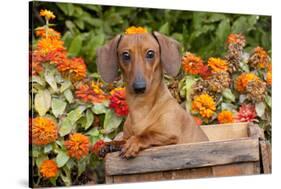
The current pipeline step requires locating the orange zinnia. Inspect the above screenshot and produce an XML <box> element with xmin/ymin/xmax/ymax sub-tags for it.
<box><xmin>32</xmin><ymin>117</ymin><xmax>58</xmax><ymax>145</ymax></box>
<box><xmin>226</xmin><ymin>33</ymin><xmax>246</xmax><ymax>47</ymax></box>
<box><xmin>208</xmin><ymin>57</ymin><xmax>228</xmax><ymax>72</ymax></box>
<box><xmin>57</xmin><ymin>57</ymin><xmax>87</xmax><ymax>82</ymax></box>
<box><xmin>266</xmin><ymin>71</ymin><xmax>272</xmax><ymax>86</ymax></box>
<box><xmin>35</xmin><ymin>27</ymin><xmax>61</xmax><ymax>40</ymax></box>
<box><xmin>37</xmin><ymin>37</ymin><xmax>65</xmax><ymax>55</ymax></box>
<box><xmin>235</xmin><ymin>73</ymin><xmax>259</xmax><ymax>93</ymax></box>
<box><xmin>64</xmin><ymin>133</ymin><xmax>90</xmax><ymax>160</ymax></box>
<box><xmin>218</xmin><ymin>110</ymin><xmax>234</xmax><ymax>124</ymax></box>
<box><xmin>192</xmin><ymin>94</ymin><xmax>216</xmax><ymax>118</ymax></box>
<box><xmin>75</xmin><ymin>82</ymin><xmax>107</xmax><ymax>104</ymax></box>
<box><xmin>39</xmin><ymin>160</ymin><xmax>58</xmax><ymax>179</ymax></box>
<box><xmin>125</xmin><ymin>26</ymin><xmax>148</xmax><ymax>34</ymax></box>
<box><xmin>182</xmin><ymin>52</ymin><xmax>205</xmax><ymax>75</ymax></box>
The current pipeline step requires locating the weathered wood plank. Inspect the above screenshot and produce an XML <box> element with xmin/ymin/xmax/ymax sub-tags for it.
<box><xmin>200</xmin><ymin>122</ymin><xmax>249</xmax><ymax>141</ymax></box>
<box><xmin>212</xmin><ymin>162</ymin><xmax>260</xmax><ymax>177</ymax></box>
<box><xmin>247</xmin><ymin>122</ymin><xmax>265</xmax><ymax>140</ymax></box>
<box><xmin>105</xmin><ymin>138</ymin><xmax>259</xmax><ymax>176</ymax></box>
<box><xmin>110</xmin><ymin>162</ymin><xmax>258</xmax><ymax>184</ymax></box>
<box><xmin>260</xmin><ymin>140</ymin><xmax>272</xmax><ymax>174</ymax></box>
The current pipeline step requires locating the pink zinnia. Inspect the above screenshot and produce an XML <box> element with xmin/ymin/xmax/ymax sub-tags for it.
<box><xmin>236</xmin><ymin>104</ymin><xmax>257</xmax><ymax>122</ymax></box>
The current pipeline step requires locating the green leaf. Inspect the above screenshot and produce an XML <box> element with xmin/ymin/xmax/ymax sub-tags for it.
<box><xmin>240</xmin><ymin>62</ymin><xmax>250</xmax><ymax>72</ymax></box>
<box><xmin>60</xmin><ymin>80</ymin><xmax>72</xmax><ymax>93</ymax></box>
<box><xmin>159</xmin><ymin>22</ymin><xmax>170</xmax><ymax>35</ymax></box>
<box><xmin>232</xmin><ymin>17</ymin><xmax>248</xmax><ymax>33</ymax></box>
<box><xmin>103</xmin><ymin>109</ymin><xmax>123</xmax><ymax>134</ymax></box>
<box><xmin>52</xmin><ymin>98</ymin><xmax>67</xmax><ymax>118</ymax></box>
<box><xmin>56</xmin><ymin>151</ymin><xmax>70</xmax><ymax>168</ymax></box>
<box><xmin>68</xmin><ymin>35</ymin><xmax>82</xmax><ymax>57</ymax></box>
<box><xmin>184</xmin><ymin>76</ymin><xmax>197</xmax><ymax>111</ymax></box>
<box><xmin>265</xmin><ymin>95</ymin><xmax>272</xmax><ymax>108</ymax></box>
<box><xmin>92</xmin><ymin>103</ymin><xmax>108</xmax><ymax>114</ymax></box>
<box><xmin>255</xmin><ymin>102</ymin><xmax>266</xmax><ymax>117</ymax></box>
<box><xmin>35</xmin><ymin>89</ymin><xmax>51</xmax><ymax>116</ymax></box>
<box><xmin>86</xmin><ymin>127</ymin><xmax>99</xmax><ymax>136</ymax></box>
<box><xmin>31</xmin><ymin>75</ymin><xmax>45</xmax><ymax>86</ymax></box>
<box><xmin>44</xmin><ymin>144</ymin><xmax>53</xmax><ymax>154</ymax></box>
<box><xmin>67</xmin><ymin>106</ymin><xmax>87</xmax><ymax>125</ymax></box>
<box><xmin>216</xmin><ymin>19</ymin><xmax>230</xmax><ymax>43</ymax></box>
<box><xmin>60</xmin><ymin>167</ymin><xmax>72</xmax><ymax>186</ymax></box>
<box><xmin>222</xmin><ymin>88</ymin><xmax>235</xmax><ymax>102</ymax></box>
<box><xmin>59</xmin><ymin>118</ymin><xmax>74</xmax><ymax>137</ymax></box>
<box><xmin>239</xmin><ymin>94</ymin><xmax>247</xmax><ymax>103</ymax></box>
<box><xmin>64</xmin><ymin>89</ymin><xmax>73</xmax><ymax>103</ymax></box>
<box><xmin>85</xmin><ymin>109</ymin><xmax>94</xmax><ymax>130</ymax></box>
<box><xmin>221</xmin><ymin>102</ymin><xmax>237</xmax><ymax>111</ymax></box>
<box><xmin>44</xmin><ymin>68</ymin><xmax>58</xmax><ymax>92</ymax></box>
<box><xmin>78</xmin><ymin>160</ymin><xmax>86</xmax><ymax>177</ymax></box>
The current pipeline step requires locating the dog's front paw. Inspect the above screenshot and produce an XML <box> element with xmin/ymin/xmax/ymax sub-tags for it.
<box><xmin>120</xmin><ymin>136</ymin><xmax>142</xmax><ymax>159</ymax></box>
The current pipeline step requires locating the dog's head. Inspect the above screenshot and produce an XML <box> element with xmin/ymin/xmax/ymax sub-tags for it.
<box><xmin>96</xmin><ymin>31</ymin><xmax>181</xmax><ymax>94</ymax></box>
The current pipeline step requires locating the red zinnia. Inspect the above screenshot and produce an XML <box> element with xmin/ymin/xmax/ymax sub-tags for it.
<box><xmin>109</xmin><ymin>88</ymin><xmax>129</xmax><ymax>117</ymax></box>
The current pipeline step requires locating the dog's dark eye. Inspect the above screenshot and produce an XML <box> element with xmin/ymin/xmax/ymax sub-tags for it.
<box><xmin>122</xmin><ymin>52</ymin><xmax>130</xmax><ymax>61</ymax></box>
<box><xmin>146</xmin><ymin>50</ymin><xmax>155</xmax><ymax>59</ymax></box>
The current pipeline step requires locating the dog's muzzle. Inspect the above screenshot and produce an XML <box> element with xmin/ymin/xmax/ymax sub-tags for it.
<box><xmin>133</xmin><ymin>80</ymin><xmax>146</xmax><ymax>94</ymax></box>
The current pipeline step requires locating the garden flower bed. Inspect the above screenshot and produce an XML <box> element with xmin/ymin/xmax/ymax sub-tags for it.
<box><xmin>30</xmin><ymin>8</ymin><xmax>271</xmax><ymax>187</ymax></box>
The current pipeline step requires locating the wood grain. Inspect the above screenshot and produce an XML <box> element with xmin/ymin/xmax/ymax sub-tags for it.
<box><xmin>260</xmin><ymin>140</ymin><xmax>272</xmax><ymax>174</ymax></box>
<box><xmin>200</xmin><ymin>122</ymin><xmax>249</xmax><ymax>141</ymax></box>
<box><xmin>105</xmin><ymin>138</ymin><xmax>259</xmax><ymax>176</ymax></box>
<box><xmin>107</xmin><ymin>162</ymin><xmax>259</xmax><ymax>184</ymax></box>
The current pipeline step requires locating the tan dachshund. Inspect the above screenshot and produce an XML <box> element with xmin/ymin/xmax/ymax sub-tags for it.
<box><xmin>96</xmin><ymin>32</ymin><xmax>208</xmax><ymax>159</ymax></box>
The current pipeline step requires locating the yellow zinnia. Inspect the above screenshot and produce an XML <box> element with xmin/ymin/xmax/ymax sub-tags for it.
<box><xmin>40</xmin><ymin>9</ymin><xmax>56</xmax><ymax>20</ymax></box>
<box><xmin>192</xmin><ymin>94</ymin><xmax>216</xmax><ymax>118</ymax></box>
<box><xmin>208</xmin><ymin>57</ymin><xmax>228</xmax><ymax>72</ymax></box>
<box><xmin>125</xmin><ymin>26</ymin><xmax>148</xmax><ymax>34</ymax></box>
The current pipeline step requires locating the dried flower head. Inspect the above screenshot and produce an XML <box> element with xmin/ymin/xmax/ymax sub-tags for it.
<box><xmin>218</xmin><ymin>110</ymin><xmax>234</xmax><ymax>124</ymax></box>
<box><xmin>109</xmin><ymin>87</ymin><xmax>129</xmax><ymax>116</ymax></box>
<box><xmin>39</xmin><ymin>160</ymin><xmax>58</xmax><ymax>179</ymax></box>
<box><xmin>224</xmin><ymin>34</ymin><xmax>246</xmax><ymax>73</ymax></box>
<box><xmin>246</xmin><ymin>79</ymin><xmax>267</xmax><ymax>102</ymax></box>
<box><xmin>40</xmin><ymin>9</ymin><xmax>56</xmax><ymax>20</ymax></box>
<box><xmin>236</xmin><ymin>104</ymin><xmax>257</xmax><ymax>122</ymax></box>
<box><xmin>32</xmin><ymin>117</ymin><xmax>58</xmax><ymax>145</ymax></box>
<box><xmin>207</xmin><ymin>71</ymin><xmax>231</xmax><ymax>93</ymax></box>
<box><xmin>248</xmin><ymin>46</ymin><xmax>270</xmax><ymax>69</ymax></box>
<box><xmin>125</xmin><ymin>26</ymin><xmax>148</xmax><ymax>34</ymax></box>
<box><xmin>207</xmin><ymin>57</ymin><xmax>228</xmax><ymax>73</ymax></box>
<box><xmin>64</xmin><ymin>133</ymin><xmax>90</xmax><ymax>160</ymax></box>
<box><xmin>235</xmin><ymin>73</ymin><xmax>259</xmax><ymax>93</ymax></box>
<box><xmin>192</xmin><ymin>94</ymin><xmax>216</xmax><ymax>118</ymax></box>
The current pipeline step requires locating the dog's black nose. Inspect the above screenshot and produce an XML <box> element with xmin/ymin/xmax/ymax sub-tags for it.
<box><xmin>133</xmin><ymin>81</ymin><xmax>146</xmax><ymax>94</ymax></box>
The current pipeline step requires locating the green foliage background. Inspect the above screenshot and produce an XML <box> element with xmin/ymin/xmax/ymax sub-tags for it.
<box><xmin>31</xmin><ymin>1</ymin><xmax>271</xmax><ymax>72</ymax></box>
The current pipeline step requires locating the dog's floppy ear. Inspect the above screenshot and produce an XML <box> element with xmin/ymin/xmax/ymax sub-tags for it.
<box><xmin>96</xmin><ymin>35</ymin><xmax>122</xmax><ymax>83</ymax></box>
<box><xmin>153</xmin><ymin>31</ymin><xmax>181</xmax><ymax>76</ymax></box>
